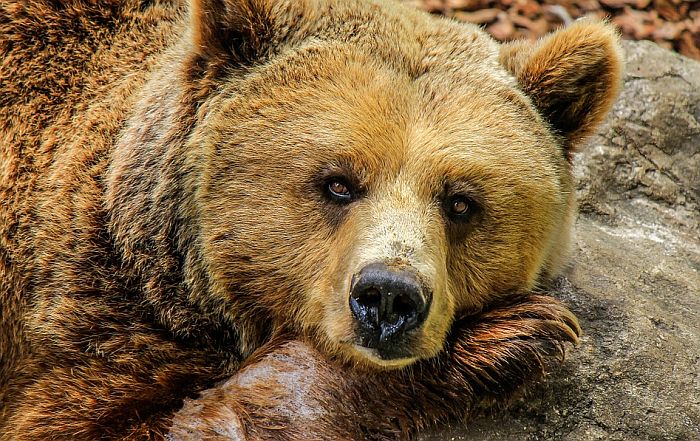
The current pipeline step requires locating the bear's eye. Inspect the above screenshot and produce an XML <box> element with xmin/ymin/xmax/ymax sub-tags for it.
<box><xmin>325</xmin><ymin>178</ymin><xmax>354</xmax><ymax>203</ymax></box>
<box><xmin>452</xmin><ymin>199</ymin><xmax>469</xmax><ymax>214</ymax></box>
<box><xmin>446</xmin><ymin>195</ymin><xmax>472</xmax><ymax>220</ymax></box>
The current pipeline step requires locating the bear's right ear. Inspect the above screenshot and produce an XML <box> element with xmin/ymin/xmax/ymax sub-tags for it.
<box><xmin>189</xmin><ymin>0</ymin><xmax>312</xmax><ymax>72</ymax></box>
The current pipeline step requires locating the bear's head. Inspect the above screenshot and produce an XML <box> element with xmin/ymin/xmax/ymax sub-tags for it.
<box><xmin>117</xmin><ymin>0</ymin><xmax>621</xmax><ymax>368</ymax></box>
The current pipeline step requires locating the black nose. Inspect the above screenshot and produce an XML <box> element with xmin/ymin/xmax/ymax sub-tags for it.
<box><xmin>349</xmin><ymin>263</ymin><xmax>430</xmax><ymax>347</ymax></box>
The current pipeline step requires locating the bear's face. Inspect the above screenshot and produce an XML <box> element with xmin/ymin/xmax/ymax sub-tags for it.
<box><xmin>187</xmin><ymin>0</ymin><xmax>621</xmax><ymax>367</ymax></box>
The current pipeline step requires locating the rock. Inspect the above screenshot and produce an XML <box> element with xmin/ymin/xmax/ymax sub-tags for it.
<box><xmin>421</xmin><ymin>40</ymin><xmax>700</xmax><ymax>440</ymax></box>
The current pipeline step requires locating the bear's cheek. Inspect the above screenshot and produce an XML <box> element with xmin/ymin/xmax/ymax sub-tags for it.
<box><xmin>443</xmin><ymin>204</ymin><xmax>569</xmax><ymax>313</ymax></box>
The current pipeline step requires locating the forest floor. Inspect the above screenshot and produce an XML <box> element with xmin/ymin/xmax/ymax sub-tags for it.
<box><xmin>405</xmin><ymin>0</ymin><xmax>700</xmax><ymax>61</ymax></box>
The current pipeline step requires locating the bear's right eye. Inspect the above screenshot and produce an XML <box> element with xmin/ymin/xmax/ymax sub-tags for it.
<box><xmin>325</xmin><ymin>178</ymin><xmax>354</xmax><ymax>204</ymax></box>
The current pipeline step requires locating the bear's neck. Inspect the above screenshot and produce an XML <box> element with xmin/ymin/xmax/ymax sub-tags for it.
<box><xmin>104</xmin><ymin>39</ymin><xmax>267</xmax><ymax>358</ymax></box>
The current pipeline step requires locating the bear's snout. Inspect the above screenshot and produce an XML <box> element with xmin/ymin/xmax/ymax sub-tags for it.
<box><xmin>349</xmin><ymin>262</ymin><xmax>431</xmax><ymax>358</ymax></box>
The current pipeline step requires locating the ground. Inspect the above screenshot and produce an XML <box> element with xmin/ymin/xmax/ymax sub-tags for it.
<box><xmin>405</xmin><ymin>0</ymin><xmax>700</xmax><ymax>61</ymax></box>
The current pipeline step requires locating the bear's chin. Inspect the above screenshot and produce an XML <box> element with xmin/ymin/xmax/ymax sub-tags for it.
<box><xmin>351</xmin><ymin>345</ymin><xmax>420</xmax><ymax>369</ymax></box>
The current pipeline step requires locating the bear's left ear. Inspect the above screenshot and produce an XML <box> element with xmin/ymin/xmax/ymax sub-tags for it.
<box><xmin>499</xmin><ymin>19</ymin><xmax>623</xmax><ymax>153</ymax></box>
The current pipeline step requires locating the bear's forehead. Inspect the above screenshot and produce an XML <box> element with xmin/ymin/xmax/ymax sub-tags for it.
<box><xmin>210</xmin><ymin>2</ymin><xmax>562</xmax><ymax>192</ymax></box>
<box><xmin>216</xmin><ymin>51</ymin><xmax>560</xmax><ymax>201</ymax></box>
<box><xmin>226</xmin><ymin>43</ymin><xmax>552</xmax><ymax>170</ymax></box>
<box><xmin>237</xmin><ymin>1</ymin><xmax>535</xmax><ymax>131</ymax></box>
<box><xmin>305</xmin><ymin>1</ymin><xmax>505</xmax><ymax>83</ymax></box>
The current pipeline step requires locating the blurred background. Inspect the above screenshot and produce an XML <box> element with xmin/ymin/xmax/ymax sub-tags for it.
<box><xmin>403</xmin><ymin>0</ymin><xmax>700</xmax><ymax>61</ymax></box>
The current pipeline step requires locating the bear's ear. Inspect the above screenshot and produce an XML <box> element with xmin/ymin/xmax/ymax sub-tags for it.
<box><xmin>189</xmin><ymin>0</ymin><xmax>311</xmax><ymax>71</ymax></box>
<box><xmin>499</xmin><ymin>19</ymin><xmax>623</xmax><ymax>152</ymax></box>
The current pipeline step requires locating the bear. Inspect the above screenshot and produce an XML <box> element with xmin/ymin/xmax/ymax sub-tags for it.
<box><xmin>0</xmin><ymin>0</ymin><xmax>622</xmax><ymax>439</ymax></box>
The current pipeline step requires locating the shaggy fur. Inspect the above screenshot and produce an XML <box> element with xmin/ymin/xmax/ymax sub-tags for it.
<box><xmin>1</xmin><ymin>0</ymin><xmax>621</xmax><ymax>439</ymax></box>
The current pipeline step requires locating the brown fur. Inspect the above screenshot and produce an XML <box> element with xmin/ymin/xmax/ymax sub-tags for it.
<box><xmin>0</xmin><ymin>0</ymin><xmax>621</xmax><ymax>439</ymax></box>
<box><xmin>169</xmin><ymin>295</ymin><xmax>580</xmax><ymax>440</ymax></box>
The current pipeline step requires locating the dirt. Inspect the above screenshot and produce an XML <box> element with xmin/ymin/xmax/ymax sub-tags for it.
<box><xmin>420</xmin><ymin>40</ymin><xmax>700</xmax><ymax>441</ymax></box>
<box><xmin>405</xmin><ymin>0</ymin><xmax>700</xmax><ymax>62</ymax></box>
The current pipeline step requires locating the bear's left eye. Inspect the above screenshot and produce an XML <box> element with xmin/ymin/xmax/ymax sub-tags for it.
<box><xmin>451</xmin><ymin>198</ymin><xmax>469</xmax><ymax>215</ymax></box>
<box><xmin>445</xmin><ymin>195</ymin><xmax>473</xmax><ymax>221</ymax></box>
<box><xmin>325</xmin><ymin>178</ymin><xmax>354</xmax><ymax>203</ymax></box>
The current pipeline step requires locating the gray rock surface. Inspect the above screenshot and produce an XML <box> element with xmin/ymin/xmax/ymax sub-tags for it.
<box><xmin>422</xmin><ymin>40</ymin><xmax>700</xmax><ymax>440</ymax></box>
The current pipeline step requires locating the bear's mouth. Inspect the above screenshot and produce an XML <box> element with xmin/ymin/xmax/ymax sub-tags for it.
<box><xmin>352</xmin><ymin>320</ymin><xmax>425</xmax><ymax>359</ymax></box>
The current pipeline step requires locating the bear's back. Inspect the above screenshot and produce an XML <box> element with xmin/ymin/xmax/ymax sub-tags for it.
<box><xmin>0</xmin><ymin>0</ymin><xmax>183</xmax><ymax>420</ymax></box>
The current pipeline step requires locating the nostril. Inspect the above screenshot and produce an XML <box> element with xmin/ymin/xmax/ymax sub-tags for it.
<box><xmin>392</xmin><ymin>292</ymin><xmax>417</xmax><ymax>319</ymax></box>
<box><xmin>350</xmin><ymin>286</ymin><xmax>382</xmax><ymax>327</ymax></box>
<box><xmin>358</xmin><ymin>287</ymin><xmax>381</xmax><ymax>308</ymax></box>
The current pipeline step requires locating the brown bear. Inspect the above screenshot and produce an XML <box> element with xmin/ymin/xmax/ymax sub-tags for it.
<box><xmin>0</xmin><ymin>0</ymin><xmax>621</xmax><ymax>439</ymax></box>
